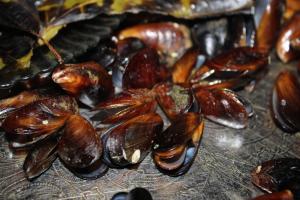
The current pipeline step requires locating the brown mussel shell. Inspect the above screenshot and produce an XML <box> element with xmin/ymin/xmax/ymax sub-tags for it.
<box><xmin>256</xmin><ymin>0</ymin><xmax>284</xmax><ymax>52</ymax></box>
<box><xmin>0</xmin><ymin>90</ymin><xmax>45</xmax><ymax>125</ymax></box>
<box><xmin>271</xmin><ymin>71</ymin><xmax>300</xmax><ymax>133</ymax></box>
<box><xmin>251</xmin><ymin>158</ymin><xmax>300</xmax><ymax>199</ymax></box>
<box><xmin>195</xmin><ymin>89</ymin><xmax>250</xmax><ymax>129</ymax></box>
<box><xmin>118</xmin><ymin>22</ymin><xmax>192</xmax><ymax>66</ymax></box>
<box><xmin>104</xmin><ymin>113</ymin><xmax>163</xmax><ymax>167</ymax></box>
<box><xmin>2</xmin><ymin>96</ymin><xmax>78</xmax><ymax>147</ymax></box>
<box><xmin>153</xmin><ymin>112</ymin><xmax>204</xmax><ymax>176</ymax></box>
<box><xmin>92</xmin><ymin>89</ymin><xmax>157</xmax><ymax>124</ymax></box>
<box><xmin>52</xmin><ymin>61</ymin><xmax>113</xmax><ymax>107</ymax></box>
<box><xmin>276</xmin><ymin>13</ymin><xmax>300</xmax><ymax>63</ymax></box>
<box><xmin>190</xmin><ymin>47</ymin><xmax>269</xmax><ymax>90</ymax></box>
<box><xmin>154</xmin><ymin>82</ymin><xmax>193</xmax><ymax>121</ymax></box>
<box><xmin>172</xmin><ymin>49</ymin><xmax>200</xmax><ymax>84</ymax></box>
<box><xmin>23</xmin><ymin>137</ymin><xmax>58</xmax><ymax>180</ymax></box>
<box><xmin>58</xmin><ymin>115</ymin><xmax>108</xmax><ymax>179</ymax></box>
<box><xmin>252</xmin><ymin>190</ymin><xmax>294</xmax><ymax>200</ymax></box>
<box><xmin>284</xmin><ymin>0</ymin><xmax>300</xmax><ymax>20</ymax></box>
<box><xmin>122</xmin><ymin>48</ymin><xmax>170</xmax><ymax>89</ymax></box>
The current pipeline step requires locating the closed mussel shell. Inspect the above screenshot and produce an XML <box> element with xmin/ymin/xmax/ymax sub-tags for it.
<box><xmin>122</xmin><ymin>48</ymin><xmax>170</xmax><ymax>89</ymax></box>
<box><xmin>153</xmin><ymin>112</ymin><xmax>204</xmax><ymax>176</ymax></box>
<box><xmin>23</xmin><ymin>137</ymin><xmax>58</xmax><ymax>180</ymax></box>
<box><xmin>0</xmin><ymin>90</ymin><xmax>45</xmax><ymax>126</ymax></box>
<box><xmin>195</xmin><ymin>89</ymin><xmax>250</xmax><ymax>129</ymax></box>
<box><xmin>104</xmin><ymin>113</ymin><xmax>163</xmax><ymax>167</ymax></box>
<box><xmin>58</xmin><ymin>115</ymin><xmax>107</xmax><ymax>179</ymax></box>
<box><xmin>271</xmin><ymin>71</ymin><xmax>300</xmax><ymax>133</ymax></box>
<box><xmin>2</xmin><ymin>95</ymin><xmax>78</xmax><ymax>147</ymax></box>
<box><xmin>52</xmin><ymin>61</ymin><xmax>113</xmax><ymax>107</ymax></box>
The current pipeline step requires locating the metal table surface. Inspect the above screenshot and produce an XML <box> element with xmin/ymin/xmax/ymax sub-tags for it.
<box><xmin>0</xmin><ymin>56</ymin><xmax>299</xmax><ymax>200</ymax></box>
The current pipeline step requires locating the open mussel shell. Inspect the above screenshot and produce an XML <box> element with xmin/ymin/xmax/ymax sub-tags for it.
<box><xmin>118</xmin><ymin>22</ymin><xmax>192</xmax><ymax>66</ymax></box>
<box><xmin>252</xmin><ymin>190</ymin><xmax>294</xmax><ymax>200</ymax></box>
<box><xmin>251</xmin><ymin>158</ymin><xmax>300</xmax><ymax>199</ymax></box>
<box><xmin>92</xmin><ymin>89</ymin><xmax>157</xmax><ymax>124</ymax></box>
<box><xmin>0</xmin><ymin>90</ymin><xmax>45</xmax><ymax>125</ymax></box>
<box><xmin>255</xmin><ymin>0</ymin><xmax>284</xmax><ymax>52</ymax></box>
<box><xmin>23</xmin><ymin>137</ymin><xmax>58</xmax><ymax>181</ymax></box>
<box><xmin>271</xmin><ymin>71</ymin><xmax>300</xmax><ymax>133</ymax></box>
<box><xmin>190</xmin><ymin>47</ymin><xmax>269</xmax><ymax>90</ymax></box>
<box><xmin>58</xmin><ymin>115</ymin><xmax>107</xmax><ymax>179</ymax></box>
<box><xmin>52</xmin><ymin>61</ymin><xmax>113</xmax><ymax>107</ymax></box>
<box><xmin>153</xmin><ymin>112</ymin><xmax>204</xmax><ymax>176</ymax></box>
<box><xmin>111</xmin><ymin>187</ymin><xmax>153</xmax><ymax>200</ymax></box>
<box><xmin>276</xmin><ymin>13</ymin><xmax>300</xmax><ymax>63</ymax></box>
<box><xmin>154</xmin><ymin>82</ymin><xmax>193</xmax><ymax>121</ymax></box>
<box><xmin>195</xmin><ymin>89</ymin><xmax>251</xmax><ymax>129</ymax></box>
<box><xmin>122</xmin><ymin>48</ymin><xmax>170</xmax><ymax>89</ymax></box>
<box><xmin>2</xmin><ymin>95</ymin><xmax>78</xmax><ymax>147</ymax></box>
<box><xmin>103</xmin><ymin>113</ymin><xmax>163</xmax><ymax>167</ymax></box>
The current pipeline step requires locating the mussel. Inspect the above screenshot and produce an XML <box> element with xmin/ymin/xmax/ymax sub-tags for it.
<box><xmin>23</xmin><ymin>137</ymin><xmax>58</xmax><ymax>180</ymax></box>
<box><xmin>255</xmin><ymin>0</ymin><xmax>284</xmax><ymax>52</ymax></box>
<box><xmin>52</xmin><ymin>61</ymin><xmax>113</xmax><ymax>107</ymax></box>
<box><xmin>271</xmin><ymin>71</ymin><xmax>300</xmax><ymax>133</ymax></box>
<box><xmin>93</xmin><ymin>89</ymin><xmax>157</xmax><ymax>124</ymax></box>
<box><xmin>122</xmin><ymin>48</ymin><xmax>169</xmax><ymax>89</ymax></box>
<box><xmin>2</xmin><ymin>95</ymin><xmax>78</xmax><ymax>148</ymax></box>
<box><xmin>111</xmin><ymin>187</ymin><xmax>153</xmax><ymax>200</ymax></box>
<box><xmin>153</xmin><ymin>112</ymin><xmax>204</xmax><ymax>176</ymax></box>
<box><xmin>103</xmin><ymin>113</ymin><xmax>163</xmax><ymax>167</ymax></box>
<box><xmin>0</xmin><ymin>90</ymin><xmax>44</xmax><ymax>125</ymax></box>
<box><xmin>154</xmin><ymin>82</ymin><xmax>194</xmax><ymax>120</ymax></box>
<box><xmin>190</xmin><ymin>47</ymin><xmax>269</xmax><ymax>91</ymax></box>
<box><xmin>252</xmin><ymin>190</ymin><xmax>294</xmax><ymax>200</ymax></box>
<box><xmin>276</xmin><ymin>13</ymin><xmax>300</xmax><ymax>63</ymax></box>
<box><xmin>251</xmin><ymin>158</ymin><xmax>300</xmax><ymax>200</ymax></box>
<box><xmin>58</xmin><ymin>114</ymin><xmax>107</xmax><ymax>179</ymax></box>
<box><xmin>195</xmin><ymin>89</ymin><xmax>252</xmax><ymax>129</ymax></box>
<box><xmin>118</xmin><ymin>22</ymin><xmax>192</xmax><ymax>66</ymax></box>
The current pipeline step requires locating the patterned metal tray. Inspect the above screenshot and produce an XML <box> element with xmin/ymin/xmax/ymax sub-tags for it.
<box><xmin>0</xmin><ymin>56</ymin><xmax>299</xmax><ymax>200</ymax></box>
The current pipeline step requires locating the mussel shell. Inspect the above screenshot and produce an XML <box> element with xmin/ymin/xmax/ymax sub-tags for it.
<box><xmin>251</xmin><ymin>158</ymin><xmax>300</xmax><ymax>199</ymax></box>
<box><xmin>58</xmin><ymin>115</ymin><xmax>102</xmax><ymax>169</ymax></box>
<box><xmin>118</xmin><ymin>22</ymin><xmax>192</xmax><ymax>66</ymax></box>
<box><xmin>92</xmin><ymin>89</ymin><xmax>157</xmax><ymax>124</ymax></box>
<box><xmin>252</xmin><ymin>190</ymin><xmax>294</xmax><ymax>200</ymax></box>
<box><xmin>122</xmin><ymin>48</ymin><xmax>170</xmax><ymax>89</ymax></box>
<box><xmin>52</xmin><ymin>61</ymin><xmax>113</xmax><ymax>107</ymax></box>
<box><xmin>172</xmin><ymin>48</ymin><xmax>200</xmax><ymax>84</ymax></box>
<box><xmin>0</xmin><ymin>90</ymin><xmax>44</xmax><ymax>125</ymax></box>
<box><xmin>23</xmin><ymin>137</ymin><xmax>58</xmax><ymax>180</ymax></box>
<box><xmin>192</xmin><ymin>15</ymin><xmax>255</xmax><ymax>58</ymax></box>
<box><xmin>2</xmin><ymin>95</ymin><xmax>78</xmax><ymax>147</ymax></box>
<box><xmin>190</xmin><ymin>47</ymin><xmax>269</xmax><ymax>90</ymax></box>
<box><xmin>255</xmin><ymin>0</ymin><xmax>284</xmax><ymax>51</ymax></box>
<box><xmin>271</xmin><ymin>71</ymin><xmax>300</xmax><ymax>133</ymax></box>
<box><xmin>195</xmin><ymin>89</ymin><xmax>250</xmax><ymax>129</ymax></box>
<box><xmin>276</xmin><ymin>13</ymin><xmax>300</xmax><ymax>63</ymax></box>
<box><xmin>104</xmin><ymin>113</ymin><xmax>163</xmax><ymax>167</ymax></box>
<box><xmin>111</xmin><ymin>187</ymin><xmax>153</xmax><ymax>200</ymax></box>
<box><xmin>154</xmin><ymin>82</ymin><xmax>193</xmax><ymax>121</ymax></box>
<box><xmin>153</xmin><ymin>112</ymin><xmax>204</xmax><ymax>176</ymax></box>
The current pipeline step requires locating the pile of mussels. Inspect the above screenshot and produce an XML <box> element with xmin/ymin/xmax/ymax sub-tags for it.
<box><xmin>0</xmin><ymin>0</ymin><xmax>299</xmax><ymax>199</ymax></box>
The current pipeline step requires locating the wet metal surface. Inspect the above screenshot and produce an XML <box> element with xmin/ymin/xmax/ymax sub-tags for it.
<box><xmin>0</xmin><ymin>56</ymin><xmax>299</xmax><ymax>200</ymax></box>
